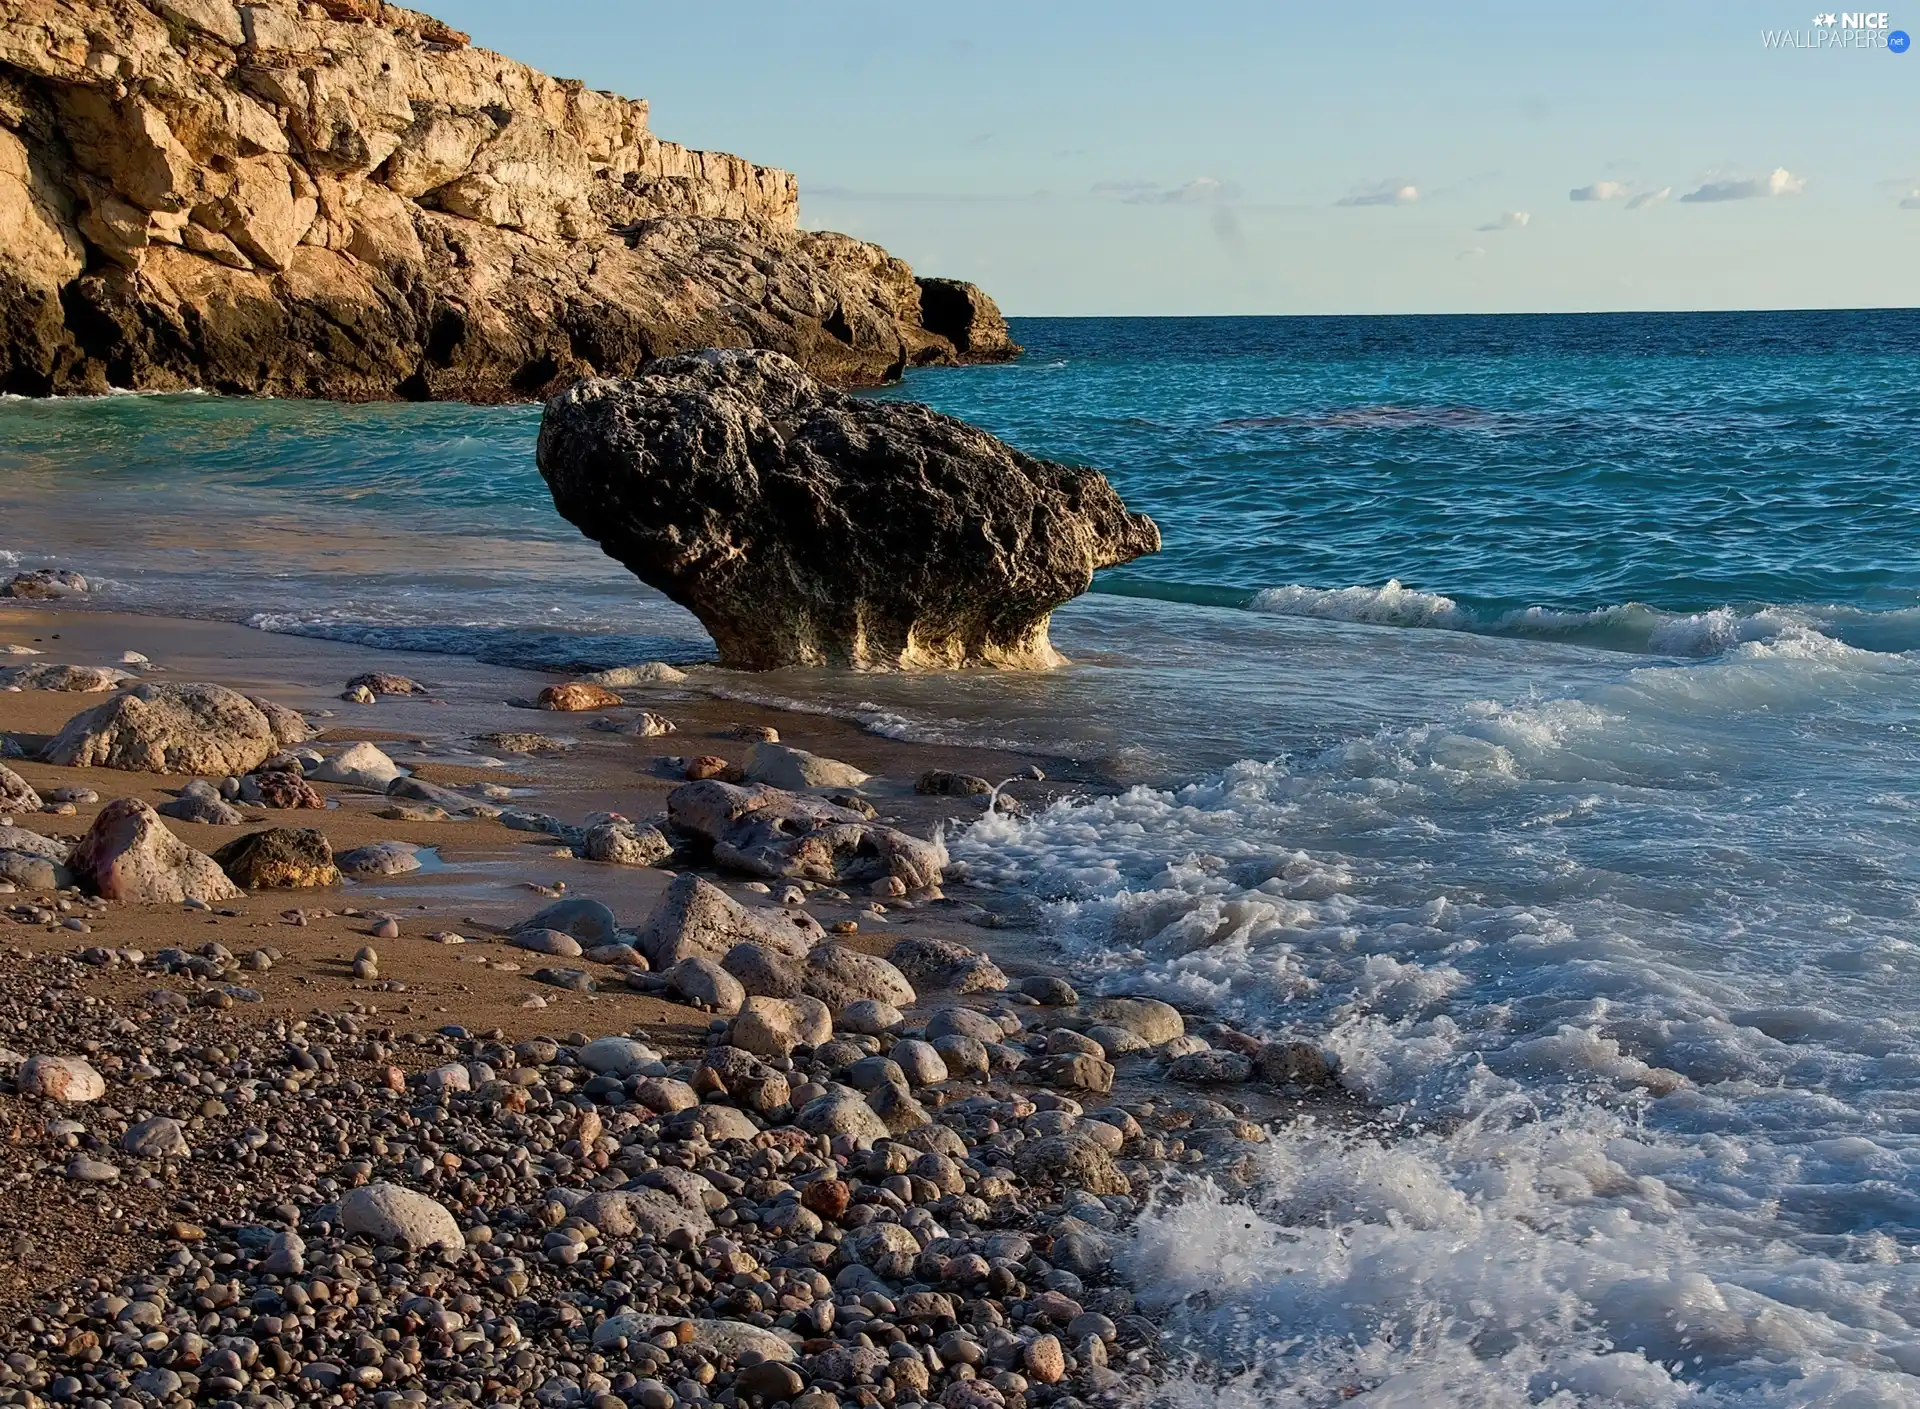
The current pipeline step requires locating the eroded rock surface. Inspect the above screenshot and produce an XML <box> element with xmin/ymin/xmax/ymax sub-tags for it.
<box><xmin>537</xmin><ymin>351</ymin><xmax>1158</xmax><ymax>669</ymax></box>
<box><xmin>43</xmin><ymin>682</ymin><xmax>307</xmax><ymax>775</ymax></box>
<box><xmin>0</xmin><ymin>0</ymin><xmax>1014</xmax><ymax>398</ymax></box>
<box><xmin>667</xmin><ymin>778</ymin><xmax>945</xmax><ymax>888</ymax></box>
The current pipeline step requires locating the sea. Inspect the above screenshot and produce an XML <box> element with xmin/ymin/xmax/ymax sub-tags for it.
<box><xmin>6</xmin><ymin>310</ymin><xmax>1920</xmax><ymax>1405</ymax></box>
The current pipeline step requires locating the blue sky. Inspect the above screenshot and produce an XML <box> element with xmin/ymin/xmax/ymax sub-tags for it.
<box><xmin>429</xmin><ymin>1</ymin><xmax>1920</xmax><ymax>315</ymax></box>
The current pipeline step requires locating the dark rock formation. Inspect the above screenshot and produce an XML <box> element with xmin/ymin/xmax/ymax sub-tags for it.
<box><xmin>0</xmin><ymin>0</ymin><xmax>1017</xmax><ymax>399</ymax></box>
<box><xmin>537</xmin><ymin>350</ymin><xmax>1160</xmax><ymax>670</ymax></box>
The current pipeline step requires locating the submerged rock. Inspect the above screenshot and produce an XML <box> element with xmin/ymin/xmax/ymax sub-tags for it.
<box><xmin>536</xmin><ymin>351</ymin><xmax>1158</xmax><ymax>670</ymax></box>
<box><xmin>2</xmin><ymin>569</ymin><xmax>87</xmax><ymax>599</ymax></box>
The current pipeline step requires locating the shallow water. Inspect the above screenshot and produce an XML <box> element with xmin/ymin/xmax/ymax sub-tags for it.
<box><xmin>6</xmin><ymin>312</ymin><xmax>1920</xmax><ymax>1402</ymax></box>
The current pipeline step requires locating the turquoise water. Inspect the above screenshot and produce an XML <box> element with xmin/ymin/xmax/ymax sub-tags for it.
<box><xmin>7</xmin><ymin>313</ymin><xmax>1920</xmax><ymax>1402</ymax></box>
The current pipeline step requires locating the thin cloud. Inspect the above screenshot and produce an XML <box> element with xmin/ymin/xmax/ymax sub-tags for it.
<box><xmin>1457</xmin><ymin>246</ymin><xmax>1487</xmax><ymax>260</ymax></box>
<box><xmin>1899</xmin><ymin>189</ymin><xmax>1920</xmax><ymax>209</ymax></box>
<box><xmin>1569</xmin><ymin>180</ymin><xmax>1630</xmax><ymax>202</ymax></box>
<box><xmin>1476</xmin><ymin>210</ymin><xmax>1530</xmax><ymax>231</ymax></box>
<box><xmin>1336</xmin><ymin>180</ymin><xmax>1419</xmax><ymax>207</ymax></box>
<box><xmin>1679</xmin><ymin>168</ymin><xmax>1804</xmax><ymax>203</ymax></box>
<box><xmin>1625</xmin><ymin>186</ymin><xmax>1671</xmax><ymax>210</ymax></box>
<box><xmin>1092</xmin><ymin>176</ymin><xmax>1241</xmax><ymax>205</ymax></box>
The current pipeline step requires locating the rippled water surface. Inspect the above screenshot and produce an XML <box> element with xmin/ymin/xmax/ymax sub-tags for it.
<box><xmin>7</xmin><ymin>312</ymin><xmax>1920</xmax><ymax>1403</ymax></box>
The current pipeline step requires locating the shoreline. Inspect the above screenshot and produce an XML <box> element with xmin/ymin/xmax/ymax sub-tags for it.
<box><xmin>0</xmin><ymin>598</ymin><xmax>1357</xmax><ymax>1408</ymax></box>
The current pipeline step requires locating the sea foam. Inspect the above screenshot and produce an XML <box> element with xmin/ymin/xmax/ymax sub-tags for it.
<box><xmin>952</xmin><ymin>636</ymin><xmax>1920</xmax><ymax>1402</ymax></box>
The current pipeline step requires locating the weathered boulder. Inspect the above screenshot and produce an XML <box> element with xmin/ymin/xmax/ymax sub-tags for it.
<box><xmin>575</xmin><ymin>1036</ymin><xmax>662</xmax><ymax>1078</ymax></box>
<box><xmin>17</xmin><ymin>1055</ymin><xmax>105</xmax><ymax>1102</ymax></box>
<box><xmin>212</xmin><ymin>828</ymin><xmax>340</xmax><ymax>889</ymax></box>
<box><xmin>591</xmin><ymin>1315</ymin><xmax>794</xmax><ymax>1364</ymax></box>
<box><xmin>582</xmin><ymin>819</ymin><xmax>671</xmax><ymax>866</ymax></box>
<box><xmin>0</xmin><ymin>847</ymin><xmax>69</xmax><ymax>891</ymax></box>
<box><xmin>0</xmin><ymin>763</ymin><xmax>40</xmax><ymax>812</ymax></box>
<box><xmin>889</xmin><ymin>935</ymin><xmax>1007</xmax><ymax>993</ymax></box>
<box><xmin>335</xmin><ymin>840</ymin><xmax>422</xmax><ymax>877</ymax></box>
<box><xmin>156</xmin><ymin>781</ymin><xmax>245</xmax><ymax>826</ymax></box>
<box><xmin>0</xmin><ymin>2</ymin><xmax>1011</xmax><ymax>400</ymax></box>
<box><xmin>337</xmin><ymin>1183</ymin><xmax>463</xmax><ymax>1252</ymax></box>
<box><xmin>42</xmin><ymin>682</ymin><xmax>304</xmax><ymax>775</ymax></box>
<box><xmin>720</xmin><ymin>940</ymin><xmax>806</xmax><ymax>998</ymax></box>
<box><xmin>743</xmin><ymin>743</ymin><xmax>868</xmax><ymax>791</ymax></box>
<box><xmin>0</xmin><ymin>662</ymin><xmax>132</xmax><ymax>692</ymax></box>
<box><xmin>515</xmin><ymin>897</ymin><xmax>619</xmax><ymax>946</ymax></box>
<box><xmin>730</xmin><ymin>995</ymin><xmax>832</xmax><ymax>1057</ymax></box>
<box><xmin>536</xmin><ymin>351</ymin><xmax>1156</xmax><ymax>670</ymax></box>
<box><xmin>2</xmin><ymin>570</ymin><xmax>87</xmax><ymax>600</ymax></box>
<box><xmin>236</xmin><ymin>770</ymin><xmax>324</xmax><ymax>809</ymax></box>
<box><xmin>564</xmin><ymin>1189</ymin><xmax>711</xmax><ymax>1241</ymax></box>
<box><xmin>307</xmin><ymin>742</ymin><xmax>403</xmax><ymax>790</ymax></box>
<box><xmin>66</xmin><ymin>798</ymin><xmax>242</xmax><ymax>904</ymax></box>
<box><xmin>667</xmin><ymin>955</ymin><xmax>746</xmax><ymax>1014</ymax></box>
<box><xmin>635</xmin><ymin>872</ymin><xmax>822</xmax><ymax>969</ymax></box>
<box><xmin>668</xmin><ymin>779</ymin><xmax>944</xmax><ymax>888</ymax></box>
<box><xmin>804</xmin><ymin>945</ymin><xmax>916</xmax><ymax>1009</ymax></box>
<box><xmin>537</xmin><ymin>681</ymin><xmax>622</xmax><ymax>711</ymax></box>
<box><xmin>1014</xmin><ymin>1134</ymin><xmax>1132</xmax><ymax>1196</ymax></box>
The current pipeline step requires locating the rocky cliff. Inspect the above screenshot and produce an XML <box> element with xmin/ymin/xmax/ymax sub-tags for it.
<box><xmin>0</xmin><ymin>0</ymin><xmax>1018</xmax><ymax>399</ymax></box>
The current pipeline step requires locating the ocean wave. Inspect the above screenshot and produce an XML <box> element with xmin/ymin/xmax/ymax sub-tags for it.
<box><xmin>1238</xmin><ymin>579</ymin><xmax>1920</xmax><ymax>657</ymax></box>
<box><xmin>950</xmin><ymin>639</ymin><xmax>1920</xmax><ymax>1401</ymax></box>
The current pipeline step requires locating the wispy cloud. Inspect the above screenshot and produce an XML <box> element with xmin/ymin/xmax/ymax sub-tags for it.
<box><xmin>1457</xmin><ymin>246</ymin><xmax>1487</xmax><ymax>260</ymax></box>
<box><xmin>807</xmin><ymin>185</ymin><xmax>1055</xmax><ymax>205</ymax></box>
<box><xmin>1336</xmin><ymin>179</ymin><xmax>1419</xmax><ymax>207</ymax></box>
<box><xmin>1679</xmin><ymin>168</ymin><xmax>1804</xmax><ymax>203</ymax></box>
<box><xmin>1625</xmin><ymin>186</ymin><xmax>1671</xmax><ymax>210</ymax></box>
<box><xmin>1092</xmin><ymin>176</ymin><xmax>1242</xmax><ymax>205</ymax></box>
<box><xmin>1569</xmin><ymin>180</ymin><xmax>1631</xmax><ymax>202</ymax></box>
<box><xmin>1899</xmin><ymin>188</ymin><xmax>1920</xmax><ymax>209</ymax></box>
<box><xmin>1476</xmin><ymin>210</ymin><xmax>1530</xmax><ymax>231</ymax></box>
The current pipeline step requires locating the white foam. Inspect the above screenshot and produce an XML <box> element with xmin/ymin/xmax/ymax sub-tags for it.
<box><xmin>953</xmin><ymin>640</ymin><xmax>1920</xmax><ymax>1401</ymax></box>
<box><xmin>1251</xmin><ymin>578</ymin><xmax>1472</xmax><ymax>629</ymax></box>
<box><xmin>1242</xmin><ymin>581</ymin><xmax>1918</xmax><ymax>659</ymax></box>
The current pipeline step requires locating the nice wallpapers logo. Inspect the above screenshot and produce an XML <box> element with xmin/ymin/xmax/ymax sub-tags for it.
<box><xmin>1762</xmin><ymin>11</ymin><xmax>1912</xmax><ymax>48</ymax></box>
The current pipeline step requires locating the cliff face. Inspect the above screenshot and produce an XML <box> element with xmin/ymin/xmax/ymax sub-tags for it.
<box><xmin>0</xmin><ymin>0</ymin><xmax>1017</xmax><ymax>399</ymax></box>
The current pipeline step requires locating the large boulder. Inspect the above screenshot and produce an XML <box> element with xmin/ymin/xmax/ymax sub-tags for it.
<box><xmin>668</xmin><ymin>779</ymin><xmax>944</xmax><ymax>888</ymax></box>
<box><xmin>66</xmin><ymin>799</ymin><xmax>242</xmax><ymax>904</ymax></box>
<box><xmin>635</xmin><ymin>872</ymin><xmax>823</xmax><ymax>969</ymax></box>
<box><xmin>536</xmin><ymin>351</ymin><xmax>1158</xmax><ymax>670</ymax></box>
<box><xmin>42</xmin><ymin>683</ymin><xmax>306</xmax><ymax>775</ymax></box>
<box><xmin>212</xmin><ymin>828</ymin><xmax>340</xmax><ymax>889</ymax></box>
